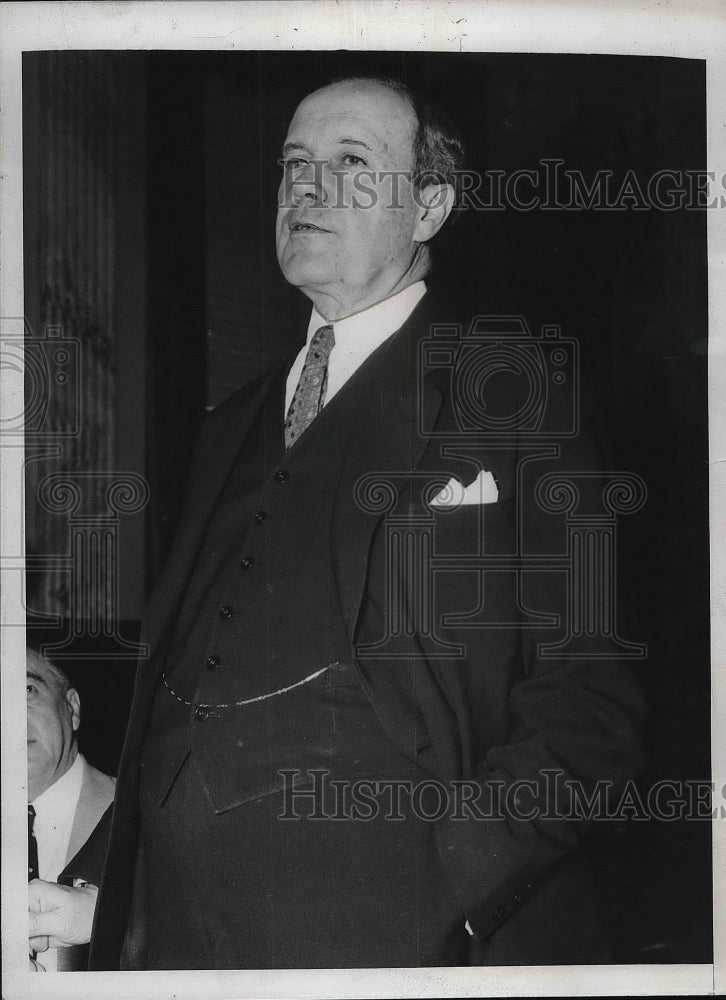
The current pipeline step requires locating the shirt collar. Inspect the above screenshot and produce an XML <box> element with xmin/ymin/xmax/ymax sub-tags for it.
<box><xmin>306</xmin><ymin>281</ymin><xmax>427</xmax><ymax>348</ymax></box>
<box><xmin>31</xmin><ymin>752</ymin><xmax>84</xmax><ymax>816</ymax></box>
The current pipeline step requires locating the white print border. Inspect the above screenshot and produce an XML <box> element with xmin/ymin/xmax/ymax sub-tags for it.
<box><xmin>1</xmin><ymin>3</ymin><xmax>723</xmax><ymax>1000</ymax></box>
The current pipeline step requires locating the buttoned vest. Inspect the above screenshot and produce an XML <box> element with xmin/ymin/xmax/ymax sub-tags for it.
<box><xmin>140</xmin><ymin>352</ymin><xmax>399</xmax><ymax>814</ymax></box>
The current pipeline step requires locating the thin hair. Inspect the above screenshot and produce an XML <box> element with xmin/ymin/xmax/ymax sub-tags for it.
<box><xmin>327</xmin><ymin>74</ymin><xmax>466</xmax><ymax>226</ymax></box>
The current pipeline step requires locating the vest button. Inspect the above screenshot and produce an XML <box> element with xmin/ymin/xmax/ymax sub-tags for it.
<box><xmin>206</xmin><ymin>654</ymin><xmax>221</xmax><ymax>670</ymax></box>
<box><xmin>274</xmin><ymin>470</ymin><xmax>289</xmax><ymax>483</ymax></box>
<box><xmin>240</xmin><ymin>556</ymin><xmax>255</xmax><ymax>570</ymax></box>
<box><xmin>254</xmin><ymin>510</ymin><xmax>267</xmax><ymax>525</ymax></box>
<box><xmin>194</xmin><ymin>705</ymin><xmax>210</xmax><ymax>722</ymax></box>
<box><xmin>218</xmin><ymin>605</ymin><xmax>233</xmax><ymax>620</ymax></box>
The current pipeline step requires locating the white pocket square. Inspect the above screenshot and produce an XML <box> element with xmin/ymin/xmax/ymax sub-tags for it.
<box><xmin>431</xmin><ymin>470</ymin><xmax>499</xmax><ymax>507</ymax></box>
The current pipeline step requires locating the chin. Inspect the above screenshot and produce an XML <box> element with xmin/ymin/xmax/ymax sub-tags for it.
<box><xmin>279</xmin><ymin>249</ymin><xmax>333</xmax><ymax>286</ymax></box>
<box><xmin>281</xmin><ymin>266</ymin><xmax>336</xmax><ymax>295</ymax></box>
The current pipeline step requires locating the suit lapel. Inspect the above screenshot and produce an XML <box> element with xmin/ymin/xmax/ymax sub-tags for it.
<box><xmin>331</xmin><ymin>298</ymin><xmax>444</xmax><ymax>642</ymax></box>
<box><xmin>65</xmin><ymin>759</ymin><xmax>115</xmax><ymax>865</ymax></box>
<box><xmin>66</xmin><ymin>757</ymin><xmax>94</xmax><ymax>864</ymax></box>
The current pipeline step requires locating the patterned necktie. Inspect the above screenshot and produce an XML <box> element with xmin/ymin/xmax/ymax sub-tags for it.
<box><xmin>28</xmin><ymin>804</ymin><xmax>39</xmax><ymax>881</ymax></box>
<box><xmin>284</xmin><ymin>324</ymin><xmax>335</xmax><ymax>450</ymax></box>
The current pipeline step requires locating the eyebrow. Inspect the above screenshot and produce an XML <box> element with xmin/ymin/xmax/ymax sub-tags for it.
<box><xmin>282</xmin><ymin>138</ymin><xmax>373</xmax><ymax>154</ymax></box>
<box><xmin>338</xmin><ymin>138</ymin><xmax>372</xmax><ymax>151</ymax></box>
<box><xmin>26</xmin><ymin>671</ymin><xmax>49</xmax><ymax>688</ymax></box>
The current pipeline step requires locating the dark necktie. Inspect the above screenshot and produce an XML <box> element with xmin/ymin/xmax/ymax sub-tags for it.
<box><xmin>28</xmin><ymin>804</ymin><xmax>39</xmax><ymax>881</ymax></box>
<box><xmin>284</xmin><ymin>324</ymin><xmax>335</xmax><ymax>450</ymax></box>
<box><xmin>28</xmin><ymin>804</ymin><xmax>39</xmax><ymax>960</ymax></box>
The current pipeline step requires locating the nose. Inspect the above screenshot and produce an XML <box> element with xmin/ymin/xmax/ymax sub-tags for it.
<box><xmin>282</xmin><ymin>160</ymin><xmax>332</xmax><ymax>209</ymax></box>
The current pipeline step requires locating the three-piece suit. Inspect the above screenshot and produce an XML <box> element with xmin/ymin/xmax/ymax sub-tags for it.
<box><xmin>89</xmin><ymin>295</ymin><xmax>645</xmax><ymax>969</ymax></box>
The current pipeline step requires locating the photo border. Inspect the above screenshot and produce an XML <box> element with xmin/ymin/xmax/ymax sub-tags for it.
<box><xmin>1</xmin><ymin>2</ymin><xmax>723</xmax><ymax>997</ymax></box>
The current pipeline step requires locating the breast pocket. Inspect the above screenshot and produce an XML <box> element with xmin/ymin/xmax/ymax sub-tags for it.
<box><xmin>431</xmin><ymin>495</ymin><xmax>517</xmax><ymax>557</ymax></box>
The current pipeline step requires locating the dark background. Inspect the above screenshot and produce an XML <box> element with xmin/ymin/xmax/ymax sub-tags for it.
<box><xmin>23</xmin><ymin>51</ymin><xmax>710</xmax><ymax>964</ymax></box>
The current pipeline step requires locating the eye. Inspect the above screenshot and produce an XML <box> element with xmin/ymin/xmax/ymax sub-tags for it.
<box><xmin>340</xmin><ymin>153</ymin><xmax>367</xmax><ymax>167</ymax></box>
<box><xmin>279</xmin><ymin>156</ymin><xmax>309</xmax><ymax>171</ymax></box>
<box><xmin>27</xmin><ymin>682</ymin><xmax>38</xmax><ymax>695</ymax></box>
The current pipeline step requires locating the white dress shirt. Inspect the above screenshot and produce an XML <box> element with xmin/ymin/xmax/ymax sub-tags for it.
<box><xmin>31</xmin><ymin>752</ymin><xmax>85</xmax><ymax>971</ymax></box>
<box><xmin>284</xmin><ymin>281</ymin><xmax>427</xmax><ymax>417</ymax></box>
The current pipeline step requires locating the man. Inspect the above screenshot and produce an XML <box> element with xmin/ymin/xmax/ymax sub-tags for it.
<box><xmin>26</xmin><ymin>648</ymin><xmax>115</xmax><ymax>970</ymax></box>
<box><xmin>87</xmin><ymin>76</ymin><xmax>645</xmax><ymax>969</ymax></box>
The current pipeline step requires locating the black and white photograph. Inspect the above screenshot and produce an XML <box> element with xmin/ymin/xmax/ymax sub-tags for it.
<box><xmin>1</xmin><ymin>2</ymin><xmax>724</xmax><ymax>997</ymax></box>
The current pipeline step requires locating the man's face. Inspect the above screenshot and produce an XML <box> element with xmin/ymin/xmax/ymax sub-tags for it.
<box><xmin>27</xmin><ymin>653</ymin><xmax>80</xmax><ymax>801</ymax></box>
<box><xmin>276</xmin><ymin>81</ymin><xmax>424</xmax><ymax>319</ymax></box>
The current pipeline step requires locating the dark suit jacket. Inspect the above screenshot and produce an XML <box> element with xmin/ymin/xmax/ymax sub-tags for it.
<box><xmin>90</xmin><ymin>295</ymin><xmax>645</xmax><ymax>968</ymax></box>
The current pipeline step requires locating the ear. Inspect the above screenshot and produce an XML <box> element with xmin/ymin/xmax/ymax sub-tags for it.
<box><xmin>413</xmin><ymin>182</ymin><xmax>455</xmax><ymax>243</ymax></box>
<box><xmin>66</xmin><ymin>687</ymin><xmax>81</xmax><ymax>732</ymax></box>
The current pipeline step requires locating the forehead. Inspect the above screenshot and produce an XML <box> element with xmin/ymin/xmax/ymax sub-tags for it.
<box><xmin>286</xmin><ymin>82</ymin><xmax>416</xmax><ymax>159</ymax></box>
<box><xmin>26</xmin><ymin>652</ymin><xmax>65</xmax><ymax>691</ymax></box>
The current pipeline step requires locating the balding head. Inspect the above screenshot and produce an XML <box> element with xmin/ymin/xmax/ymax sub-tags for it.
<box><xmin>276</xmin><ymin>77</ymin><xmax>457</xmax><ymax>320</ymax></box>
